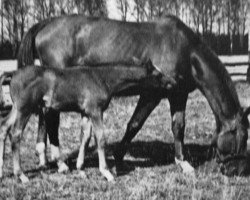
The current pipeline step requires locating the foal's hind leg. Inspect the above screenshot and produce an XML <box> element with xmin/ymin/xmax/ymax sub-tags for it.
<box><xmin>0</xmin><ymin>106</ymin><xmax>18</xmax><ymax>178</ymax></box>
<box><xmin>10</xmin><ymin>111</ymin><xmax>31</xmax><ymax>183</ymax></box>
<box><xmin>169</xmin><ymin>92</ymin><xmax>194</xmax><ymax>174</ymax></box>
<box><xmin>76</xmin><ymin>116</ymin><xmax>92</xmax><ymax>177</ymax></box>
<box><xmin>91</xmin><ymin>111</ymin><xmax>114</xmax><ymax>181</ymax></box>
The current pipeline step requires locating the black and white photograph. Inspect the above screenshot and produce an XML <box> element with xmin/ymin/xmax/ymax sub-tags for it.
<box><xmin>0</xmin><ymin>0</ymin><xmax>250</xmax><ymax>199</ymax></box>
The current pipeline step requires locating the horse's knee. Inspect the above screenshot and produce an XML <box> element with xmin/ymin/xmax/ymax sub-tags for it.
<box><xmin>127</xmin><ymin>120</ymin><xmax>140</xmax><ymax>133</ymax></box>
<box><xmin>11</xmin><ymin>132</ymin><xmax>22</xmax><ymax>150</ymax></box>
<box><xmin>172</xmin><ymin>113</ymin><xmax>185</xmax><ymax>138</ymax></box>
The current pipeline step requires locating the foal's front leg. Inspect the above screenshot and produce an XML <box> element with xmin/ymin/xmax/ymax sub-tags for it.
<box><xmin>91</xmin><ymin>111</ymin><xmax>114</xmax><ymax>181</ymax></box>
<box><xmin>36</xmin><ymin>111</ymin><xmax>47</xmax><ymax>168</ymax></box>
<box><xmin>76</xmin><ymin>116</ymin><xmax>92</xmax><ymax>177</ymax></box>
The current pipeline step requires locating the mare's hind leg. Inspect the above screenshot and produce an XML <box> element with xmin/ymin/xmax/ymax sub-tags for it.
<box><xmin>10</xmin><ymin>111</ymin><xmax>31</xmax><ymax>183</ymax></box>
<box><xmin>114</xmin><ymin>94</ymin><xmax>161</xmax><ymax>169</ymax></box>
<box><xmin>35</xmin><ymin>58</ymin><xmax>66</xmax><ymax>169</ymax></box>
<box><xmin>91</xmin><ymin>110</ymin><xmax>114</xmax><ymax>181</ymax></box>
<box><xmin>0</xmin><ymin>106</ymin><xmax>18</xmax><ymax>178</ymax></box>
<box><xmin>45</xmin><ymin>109</ymin><xmax>69</xmax><ymax>173</ymax></box>
<box><xmin>168</xmin><ymin>92</ymin><xmax>194</xmax><ymax>173</ymax></box>
<box><xmin>76</xmin><ymin>116</ymin><xmax>92</xmax><ymax>177</ymax></box>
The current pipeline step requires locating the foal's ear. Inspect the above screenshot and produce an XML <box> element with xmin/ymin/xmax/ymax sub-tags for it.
<box><xmin>146</xmin><ymin>59</ymin><xmax>163</xmax><ymax>74</ymax></box>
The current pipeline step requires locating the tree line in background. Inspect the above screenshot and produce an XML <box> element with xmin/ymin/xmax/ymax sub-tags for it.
<box><xmin>0</xmin><ymin>0</ymin><xmax>249</xmax><ymax>59</ymax></box>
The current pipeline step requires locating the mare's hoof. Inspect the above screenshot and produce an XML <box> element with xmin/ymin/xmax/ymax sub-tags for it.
<box><xmin>58</xmin><ymin>162</ymin><xmax>69</xmax><ymax>173</ymax></box>
<box><xmin>175</xmin><ymin>158</ymin><xmax>195</xmax><ymax>175</ymax></box>
<box><xmin>221</xmin><ymin>157</ymin><xmax>250</xmax><ymax>176</ymax></box>
<box><xmin>115</xmin><ymin>161</ymin><xmax>134</xmax><ymax>176</ymax></box>
<box><xmin>19</xmin><ymin>173</ymin><xmax>29</xmax><ymax>183</ymax></box>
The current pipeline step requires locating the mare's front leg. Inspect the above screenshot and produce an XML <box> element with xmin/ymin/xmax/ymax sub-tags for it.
<box><xmin>76</xmin><ymin>116</ymin><xmax>92</xmax><ymax>178</ymax></box>
<box><xmin>91</xmin><ymin>110</ymin><xmax>114</xmax><ymax>181</ymax></box>
<box><xmin>168</xmin><ymin>92</ymin><xmax>194</xmax><ymax>173</ymax></box>
<box><xmin>114</xmin><ymin>94</ymin><xmax>161</xmax><ymax>169</ymax></box>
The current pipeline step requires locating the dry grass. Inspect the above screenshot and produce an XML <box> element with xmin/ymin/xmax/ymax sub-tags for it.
<box><xmin>1</xmin><ymin>81</ymin><xmax>250</xmax><ymax>200</ymax></box>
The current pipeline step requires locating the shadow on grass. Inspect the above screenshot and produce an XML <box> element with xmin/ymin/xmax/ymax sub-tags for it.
<box><xmin>25</xmin><ymin>141</ymin><xmax>211</xmax><ymax>176</ymax></box>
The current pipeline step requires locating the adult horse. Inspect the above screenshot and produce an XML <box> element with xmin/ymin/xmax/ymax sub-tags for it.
<box><xmin>17</xmin><ymin>14</ymin><xmax>250</xmax><ymax>176</ymax></box>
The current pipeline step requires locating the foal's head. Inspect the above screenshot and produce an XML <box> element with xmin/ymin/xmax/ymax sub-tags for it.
<box><xmin>139</xmin><ymin>59</ymin><xmax>164</xmax><ymax>87</ymax></box>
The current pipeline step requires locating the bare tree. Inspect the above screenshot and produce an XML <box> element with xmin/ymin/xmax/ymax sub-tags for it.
<box><xmin>55</xmin><ymin>0</ymin><xmax>76</xmax><ymax>15</ymax></box>
<box><xmin>133</xmin><ymin>0</ymin><xmax>147</xmax><ymax>22</ymax></box>
<box><xmin>238</xmin><ymin>0</ymin><xmax>249</xmax><ymax>51</ymax></box>
<box><xmin>74</xmin><ymin>0</ymin><xmax>107</xmax><ymax>16</ymax></box>
<box><xmin>116</xmin><ymin>0</ymin><xmax>129</xmax><ymax>21</ymax></box>
<box><xmin>33</xmin><ymin>0</ymin><xmax>56</xmax><ymax>21</ymax></box>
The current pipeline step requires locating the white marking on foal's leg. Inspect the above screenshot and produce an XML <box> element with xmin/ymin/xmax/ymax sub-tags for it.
<box><xmin>57</xmin><ymin>160</ymin><xmax>69</xmax><ymax>173</ymax></box>
<box><xmin>19</xmin><ymin>173</ymin><xmax>29</xmax><ymax>183</ymax></box>
<box><xmin>36</xmin><ymin>142</ymin><xmax>47</xmax><ymax>167</ymax></box>
<box><xmin>98</xmin><ymin>149</ymin><xmax>115</xmax><ymax>182</ymax></box>
<box><xmin>175</xmin><ymin>157</ymin><xmax>195</xmax><ymax>174</ymax></box>
<box><xmin>50</xmin><ymin>144</ymin><xmax>60</xmax><ymax>162</ymax></box>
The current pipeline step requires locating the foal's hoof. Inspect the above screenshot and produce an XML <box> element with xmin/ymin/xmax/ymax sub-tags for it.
<box><xmin>58</xmin><ymin>162</ymin><xmax>69</xmax><ymax>173</ymax></box>
<box><xmin>78</xmin><ymin>170</ymin><xmax>88</xmax><ymax>179</ymax></box>
<box><xmin>106</xmin><ymin>174</ymin><xmax>115</xmax><ymax>182</ymax></box>
<box><xmin>19</xmin><ymin>173</ymin><xmax>29</xmax><ymax>184</ymax></box>
<box><xmin>101</xmin><ymin>169</ymin><xmax>115</xmax><ymax>182</ymax></box>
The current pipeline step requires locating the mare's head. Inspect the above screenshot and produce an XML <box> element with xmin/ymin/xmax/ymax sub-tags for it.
<box><xmin>215</xmin><ymin>107</ymin><xmax>250</xmax><ymax>176</ymax></box>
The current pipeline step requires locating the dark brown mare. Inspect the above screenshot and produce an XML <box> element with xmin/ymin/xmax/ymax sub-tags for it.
<box><xmin>0</xmin><ymin>61</ymin><xmax>163</xmax><ymax>182</ymax></box>
<box><xmin>17</xmin><ymin>14</ymin><xmax>250</xmax><ymax>176</ymax></box>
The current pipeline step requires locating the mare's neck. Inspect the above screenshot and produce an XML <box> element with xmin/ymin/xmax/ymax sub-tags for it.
<box><xmin>191</xmin><ymin>45</ymin><xmax>241</xmax><ymax>131</ymax></box>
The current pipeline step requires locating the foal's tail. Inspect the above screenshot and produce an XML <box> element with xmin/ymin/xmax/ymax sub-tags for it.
<box><xmin>0</xmin><ymin>71</ymin><xmax>15</xmax><ymax>116</ymax></box>
<box><xmin>17</xmin><ymin>19</ymin><xmax>50</xmax><ymax>69</ymax></box>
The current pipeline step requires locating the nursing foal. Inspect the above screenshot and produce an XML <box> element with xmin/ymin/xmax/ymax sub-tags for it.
<box><xmin>0</xmin><ymin>60</ymin><xmax>163</xmax><ymax>183</ymax></box>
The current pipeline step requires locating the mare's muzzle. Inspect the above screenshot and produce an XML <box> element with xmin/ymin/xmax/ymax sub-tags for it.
<box><xmin>216</xmin><ymin>151</ymin><xmax>250</xmax><ymax>176</ymax></box>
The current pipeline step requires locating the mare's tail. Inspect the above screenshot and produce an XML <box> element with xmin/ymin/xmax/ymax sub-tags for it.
<box><xmin>17</xmin><ymin>19</ymin><xmax>50</xmax><ymax>69</ymax></box>
<box><xmin>0</xmin><ymin>71</ymin><xmax>15</xmax><ymax>116</ymax></box>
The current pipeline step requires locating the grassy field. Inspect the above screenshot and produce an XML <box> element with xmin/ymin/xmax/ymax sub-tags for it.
<box><xmin>0</xmin><ymin>80</ymin><xmax>250</xmax><ymax>200</ymax></box>
<box><xmin>0</xmin><ymin>57</ymin><xmax>250</xmax><ymax>200</ymax></box>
